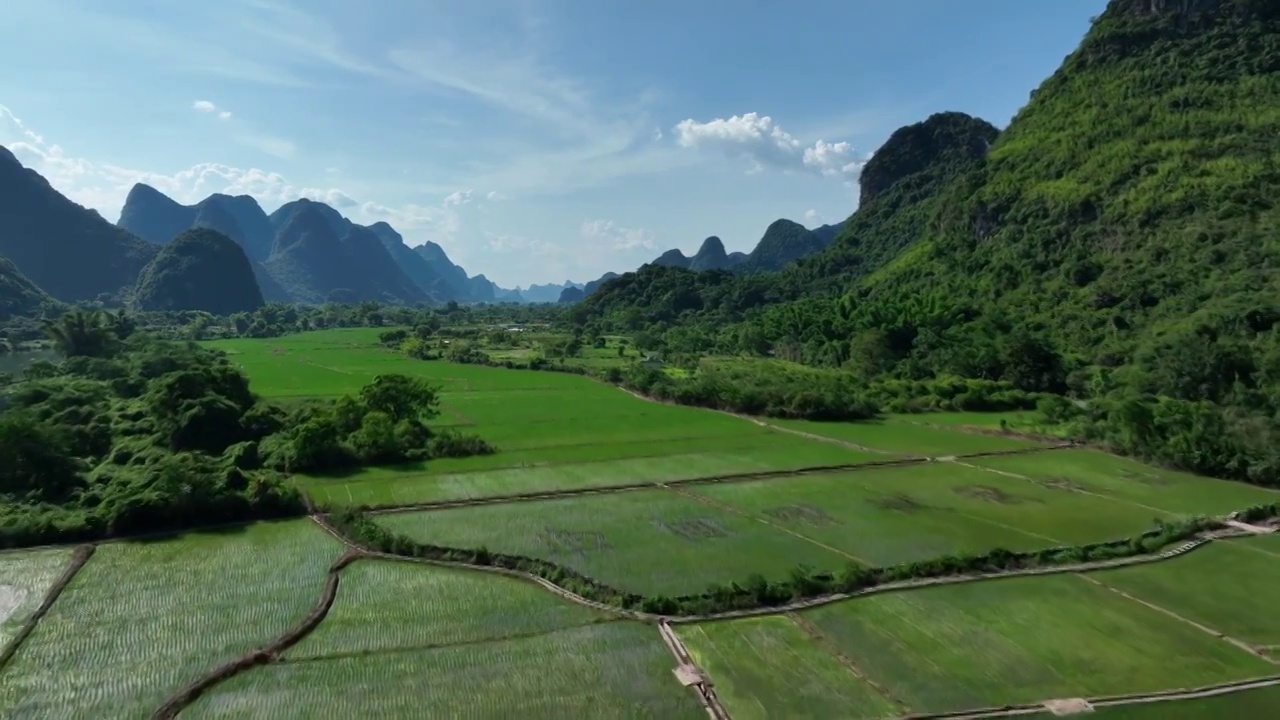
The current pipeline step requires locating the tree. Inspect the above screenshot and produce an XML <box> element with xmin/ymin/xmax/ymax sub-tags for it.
<box><xmin>42</xmin><ymin>309</ymin><xmax>117</xmax><ymax>358</ymax></box>
<box><xmin>358</xmin><ymin>374</ymin><xmax>440</xmax><ymax>423</ymax></box>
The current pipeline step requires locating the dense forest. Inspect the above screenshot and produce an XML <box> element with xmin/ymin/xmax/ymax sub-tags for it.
<box><xmin>571</xmin><ymin>0</ymin><xmax>1280</xmax><ymax>486</ymax></box>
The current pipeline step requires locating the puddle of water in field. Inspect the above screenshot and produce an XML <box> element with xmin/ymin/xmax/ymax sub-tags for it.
<box><xmin>0</xmin><ymin>584</ymin><xmax>28</xmax><ymax>625</ymax></box>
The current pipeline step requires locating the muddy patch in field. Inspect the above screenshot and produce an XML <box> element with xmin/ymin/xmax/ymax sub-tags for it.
<box><xmin>953</xmin><ymin>485</ymin><xmax>1035</xmax><ymax>505</ymax></box>
<box><xmin>0</xmin><ymin>585</ymin><xmax>27</xmax><ymax>626</ymax></box>
<box><xmin>1036</xmin><ymin>476</ymin><xmax>1092</xmax><ymax>493</ymax></box>
<box><xmin>651</xmin><ymin>517</ymin><xmax>733</xmax><ymax>543</ymax></box>
<box><xmin>270</xmin><ymin>346</ymin><xmax>288</xmax><ymax>355</ymax></box>
<box><xmin>1119</xmin><ymin>469</ymin><xmax>1171</xmax><ymax>486</ymax></box>
<box><xmin>868</xmin><ymin>493</ymin><xmax>928</xmax><ymax>513</ymax></box>
<box><xmin>537</xmin><ymin>528</ymin><xmax>611</xmax><ymax>555</ymax></box>
<box><xmin>762</xmin><ymin>503</ymin><xmax>841</xmax><ymax>527</ymax></box>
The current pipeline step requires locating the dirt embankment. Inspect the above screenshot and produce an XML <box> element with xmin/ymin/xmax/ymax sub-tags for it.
<box><xmin>150</xmin><ymin>549</ymin><xmax>362</xmax><ymax>720</ymax></box>
<box><xmin>0</xmin><ymin>544</ymin><xmax>95</xmax><ymax>671</ymax></box>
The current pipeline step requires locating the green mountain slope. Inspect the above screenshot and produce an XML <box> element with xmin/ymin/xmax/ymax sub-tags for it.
<box><xmin>0</xmin><ymin>147</ymin><xmax>156</xmax><ymax>301</ymax></box>
<box><xmin>574</xmin><ymin>0</ymin><xmax>1280</xmax><ymax>482</ymax></box>
<box><xmin>0</xmin><ymin>256</ymin><xmax>57</xmax><ymax>321</ymax></box>
<box><xmin>132</xmin><ymin>229</ymin><xmax>265</xmax><ymax>314</ymax></box>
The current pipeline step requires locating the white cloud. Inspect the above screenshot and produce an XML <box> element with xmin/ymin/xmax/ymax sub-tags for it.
<box><xmin>486</xmin><ymin>233</ymin><xmax>561</xmax><ymax>257</ymax></box>
<box><xmin>804</xmin><ymin>209</ymin><xmax>821</xmax><ymax>223</ymax></box>
<box><xmin>192</xmin><ymin>100</ymin><xmax>234</xmax><ymax>122</ymax></box>
<box><xmin>580</xmin><ymin>219</ymin><xmax>657</xmax><ymax>252</ymax></box>
<box><xmin>485</xmin><ymin>190</ymin><xmax>507</xmax><ymax>201</ymax></box>
<box><xmin>0</xmin><ymin>103</ymin><xmax>457</xmax><ymax>242</ymax></box>
<box><xmin>673</xmin><ymin>112</ymin><xmax>866</xmax><ymax>181</ymax></box>
<box><xmin>443</xmin><ymin>189</ymin><xmax>474</xmax><ymax>207</ymax></box>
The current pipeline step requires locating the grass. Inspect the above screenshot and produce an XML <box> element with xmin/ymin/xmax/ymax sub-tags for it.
<box><xmin>376</xmin><ymin>487</ymin><xmax>851</xmax><ymax>596</ymax></box>
<box><xmin>0</xmin><ymin>520</ymin><xmax>341</xmax><ymax>719</ymax></box>
<box><xmin>210</xmin><ymin>330</ymin><xmax>878</xmax><ymax>507</ymax></box>
<box><xmin>0</xmin><ymin>547</ymin><xmax>72</xmax><ymax>648</ymax></box>
<box><xmin>184</xmin><ymin>622</ymin><xmax>705</xmax><ymax>719</ymax></box>
<box><xmin>799</xmin><ymin>573</ymin><xmax>1273</xmax><ymax>713</ymax></box>
<box><xmin>1091</xmin><ymin>538</ymin><xmax>1280</xmax><ymax>646</ymax></box>
<box><xmin>687</xmin><ymin>460</ymin><xmax>1172</xmax><ymax>566</ymax></box>
<box><xmin>287</xmin><ymin>559</ymin><xmax>611</xmax><ymax>660</ymax></box>
<box><xmin>676</xmin><ymin>615</ymin><xmax>900</xmax><ymax>719</ymax></box>
<box><xmin>970</xmin><ymin>449</ymin><xmax>1280</xmax><ymax>516</ymax></box>
<box><xmin>769</xmin><ymin>416</ymin><xmax>1046</xmax><ymax>455</ymax></box>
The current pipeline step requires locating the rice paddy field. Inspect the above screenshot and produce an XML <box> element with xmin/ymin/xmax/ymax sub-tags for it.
<box><xmin>0</xmin><ymin>521</ymin><xmax>340</xmax><ymax>719</ymax></box>
<box><xmin>676</xmin><ymin>547</ymin><xmax>1280</xmax><ymax>717</ymax></box>
<box><xmin>0</xmin><ymin>547</ymin><xmax>72</xmax><ymax>648</ymax></box>
<box><xmin>5</xmin><ymin>329</ymin><xmax>1280</xmax><ymax>718</ymax></box>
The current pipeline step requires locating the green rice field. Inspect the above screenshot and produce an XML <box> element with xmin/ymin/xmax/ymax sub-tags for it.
<box><xmin>1092</xmin><ymin>537</ymin><xmax>1280</xmax><ymax>647</ymax></box>
<box><xmin>288</xmin><ymin>559</ymin><xmax>611</xmax><ymax>659</ymax></box>
<box><xmin>677</xmin><ymin>615</ymin><xmax>900</xmax><ymax>718</ymax></box>
<box><xmin>0</xmin><ymin>521</ymin><xmax>340</xmax><ymax>719</ymax></box>
<box><xmin>0</xmin><ymin>547</ymin><xmax>71</xmax><ymax>648</ymax></box>
<box><xmin>186</xmin><ymin>622</ymin><xmax>705</xmax><ymax>719</ymax></box>
<box><xmin>5</xmin><ymin>329</ymin><xmax>1278</xmax><ymax>718</ymax></box>
<box><xmin>1038</xmin><ymin>686</ymin><xmax>1280</xmax><ymax>718</ymax></box>
<box><xmin>377</xmin><ymin>488</ymin><xmax>850</xmax><ymax>596</ymax></box>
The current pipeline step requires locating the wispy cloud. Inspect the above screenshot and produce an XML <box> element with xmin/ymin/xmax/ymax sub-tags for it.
<box><xmin>674</xmin><ymin>112</ymin><xmax>867</xmax><ymax>181</ymax></box>
<box><xmin>581</xmin><ymin>220</ymin><xmax>658</xmax><ymax>252</ymax></box>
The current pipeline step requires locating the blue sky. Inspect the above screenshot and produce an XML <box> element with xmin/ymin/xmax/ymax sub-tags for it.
<box><xmin>0</xmin><ymin>0</ymin><xmax>1107</xmax><ymax>288</ymax></box>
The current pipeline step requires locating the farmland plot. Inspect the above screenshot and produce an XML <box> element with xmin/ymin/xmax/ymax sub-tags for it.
<box><xmin>689</xmin><ymin>461</ymin><xmax>1165</xmax><ymax>566</ymax></box>
<box><xmin>676</xmin><ymin>615</ymin><xmax>899</xmax><ymax>719</ymax></box>
<box><xmin>798</xmin><ymin>573</ymin><xmax>1272</xmax><ymax>714</ymax></box>
<box><xmin>289</xmin><ymin>559</ymin><xmax>610</xmax><ymax>659</ymax></box>
<box><xmin>768</xmin><ymin>417</ymin><xmax>1045</xmax><ymax>456</ymax></box>
<box><xmin>0</xmin><ymin>548</ymin><xmax>72</xmax><ymax>648</ymax></box>
<box><xmin>186</xmin><ymin>622</ymin><xmax>705</xmax><ymax>719</ymax></box>
<box><xmin>971</xmin><ymin>449</ymin><xmax>1280</xmax><ymax>516</ymax></box>
<box><xmin>0</xmin><ymin>521</ymin><xmax>340</xmax><ymax>719</ymax></box>
<box><xmin>1092</xmin><ymin>538</ymin><xmax>1280</xmax><ymax>646</ymax></box>
<box><xmin>378</xmin><ymin>488</ymin><xmax>851</xmax><ymax>596</ymax></box>
<box><xmin>302</xmin><ymin>431</ymin><xmax>874</xmax><ymax>507</ymax></box>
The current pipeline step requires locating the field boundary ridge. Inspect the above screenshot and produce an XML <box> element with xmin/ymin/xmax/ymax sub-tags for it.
<box><xmin>657</xmin><ymin>621</ymin><xmax>732</xmax><ymax>720</ymax></box>
<box><xmin>318</xmin><ymin>502</ymin><xmax>1279</xmax><ymax>623</ymax></box>
<box><xmin>891</xmin><ymin>672</ymin><xmax>1280</xmax><ymax>719</ymax></box>
<box><xmin>358</xmin><ymin>444</ymin><xmax>1072</xmax><ymax>516</ymax></box>
<box><xmin>0</xmin><ymin>544</ymin><xmax>95</xmax><ymax>672</ymax></box>
<box><xmin>150</xmin><ymin>549</ymin><xmax>362</xmax><ymax>720</ymax></box>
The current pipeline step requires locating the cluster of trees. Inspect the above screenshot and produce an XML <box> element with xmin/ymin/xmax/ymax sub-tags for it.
<box><xmin>328</xmin><ymin>506</ymin><xmax>1215</xmax><ymax>617</ymax></box>
<box><xmin>262</xmin><ymin>373</ymin><xmax>495</xmax><ymax>473</ymax></box>
<box><xmin>0</xmin><ymin>309</ymin><xmax>495</xmax><ymax>547</ymax></box>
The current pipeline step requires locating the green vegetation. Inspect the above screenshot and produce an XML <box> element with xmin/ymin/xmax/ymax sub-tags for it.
<box><xmin>571</xmin><ymin>0</ymin><xmax>1280</xmax><ymax>489</ymax></box>
<box><xmin>287</xmin><ymin>559</ymin><xmax>611</xmax><ymax>659</ymax></box>
<box><xmin>676</xmin><ymin>616</ymin><xmax>899</xmax><ymax>718</ymax></box>
<box><xmin>132</xmin><ymin>228</ymin><xmax>265</xmax><ymax>315</ymax></box>
<box><xmin>185</xmin><ymin>623</ymin><xmax>705</xmax><ymax>719</ymax></box>
<box><xmin>798</xmin><ymin>573</ymin><xmax>1273</xmax><ymax>713</ymax></box>
<box><xmin>1052</xmin><ymin>687</ymin><xmax>1280</xmax><ymax>718</ymax></box>
<box><xmin>0</xmin><ymin>257</ymin><xmax>56</xmax><ymax>324</ymax></box>
<box><xmin>0</xmin><ymin>548</ymin><xmax>71</xmax><ymax>647</ymax></box>
<box><xmin>0</xmin><ymin>520</ymin><xmax>340</xmax><ymax>719</ymax></box>
<box><xmin>1095</xmin><ymin>538</ymin><xmax>1280</xmax><ymax>646</ymax></box>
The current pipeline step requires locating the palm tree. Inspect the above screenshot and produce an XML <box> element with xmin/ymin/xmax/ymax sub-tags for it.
<box><xmin>42</xmin><ymin>309</ymin><xmax>115</xmax><ymax>358</ymax></box>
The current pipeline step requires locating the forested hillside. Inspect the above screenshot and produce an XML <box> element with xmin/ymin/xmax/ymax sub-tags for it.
<box><xmin>573</xmin><ymin>0</ymin><xmax>1280</xmax><ymax>485</ymax></box>
<box><xmin>132</xmin><ymin>229</ymin><xmax>266</xmax><ymax>314</ymax></box>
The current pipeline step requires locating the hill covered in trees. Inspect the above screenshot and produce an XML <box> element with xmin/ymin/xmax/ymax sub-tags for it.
<box><xmin>572</xmin><ymin>0</ymin><xmax>1280</xmax><ymax>485</ymax></box>
<box><xmin>0</xmin><ymin>257</ymin><xmax>56</xmax><ymax>322</ymax></box>
<box><xmin>132</xmin><ymin>229</ymin><xmax>266</xmax><ymax>314</ymax></box>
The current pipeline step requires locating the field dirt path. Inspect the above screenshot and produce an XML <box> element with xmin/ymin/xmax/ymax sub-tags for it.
<box><xmin>888</xmin><ymin>673</ymin><xmax>1280</xmax><ymax>719</ymax></box>
<box><xmin>0</xmin><ymin>544</ymin><xmax>95</xmax><ymax>672</ymax></box>
<box><xmin>1076</xmin><ymin>574</ymin><xmax>1277</xmax><ymax>664</ymax></box>
<box><xmin>786</xmin><ymin>612</ymin><xmax>911</xmax><ymax>714</ymax></box>
<box><xmin>657</xmin><ymin>622</ymin><xmax>733</xmax><ymax>720</ymax></box>
<box><xmin>659</xmin><ymin>483</ymin><xmax>872</xmax><ymax>565</ymax></box>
